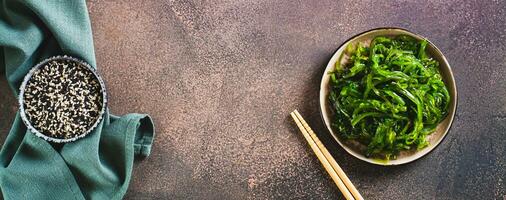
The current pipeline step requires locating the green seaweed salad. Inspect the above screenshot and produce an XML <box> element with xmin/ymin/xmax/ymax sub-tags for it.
<box><xmin>328</xmin><ymin>35</ymin><xmax>450</xmax><ymax>160</ymax></box>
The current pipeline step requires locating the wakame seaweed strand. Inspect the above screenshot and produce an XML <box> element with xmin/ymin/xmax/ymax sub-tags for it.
<box><xmin>21</xmin><ymin>56</ymin><xmax>105</xmax><ymax>142</ymax></box>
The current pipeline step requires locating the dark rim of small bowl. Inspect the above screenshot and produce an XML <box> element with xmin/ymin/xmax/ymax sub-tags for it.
<box><xmin>18</xmin><ymin>55</ymin><xmax>108</xmax><ymax>143</ymax></box>
<box><xmin>318</xmin><ymin>27</ymin><xmax>458</xmax><ymax>166</ymax></box>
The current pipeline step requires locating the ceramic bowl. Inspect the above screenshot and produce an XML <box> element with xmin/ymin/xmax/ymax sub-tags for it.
<box><xmin>319</xmin><ymin>28</ymin><xmax>457</xmax><ymax>165</ymax></box>
<box><xmin>18</xmin><ymin>55</ymin><xmax>107</xmax><ymax>143</ymax></box>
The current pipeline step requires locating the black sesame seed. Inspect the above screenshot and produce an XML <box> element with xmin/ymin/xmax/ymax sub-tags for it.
<box><xmin>22</xmin><ymin>59</ymin><xmax>104</xmax><ymax>140</ymax></box>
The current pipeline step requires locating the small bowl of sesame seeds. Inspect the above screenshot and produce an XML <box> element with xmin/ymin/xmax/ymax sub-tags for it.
<box><xmin>19</xmin><ymin>55</ymin><xmax>107</xmax><ymax>143</ymax></box>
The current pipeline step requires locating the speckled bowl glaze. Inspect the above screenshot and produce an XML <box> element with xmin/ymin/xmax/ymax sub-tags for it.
<box><xmin>19</xmin><ymin>55</ymin><xmax>107</xmax><ymax>143</ymax></box>
<box><xmin>319</xmin><ymin>28</ymin><xmax>457</xmax><ymax>165</ymax></box>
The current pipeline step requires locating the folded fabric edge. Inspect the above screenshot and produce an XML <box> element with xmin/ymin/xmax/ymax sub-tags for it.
<box><xmin>130</xmin><ymin>115</ymin><xmax>155</xmax><ymax>157</ymax></box>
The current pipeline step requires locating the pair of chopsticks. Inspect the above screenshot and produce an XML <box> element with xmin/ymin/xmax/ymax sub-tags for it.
<box><xmin>290</xmin><ymin>110</ymin><xmax>363</xmax><ymax>200</ymax></box>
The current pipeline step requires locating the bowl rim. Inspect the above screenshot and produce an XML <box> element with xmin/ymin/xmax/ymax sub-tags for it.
<box><xmin>18</xmin><ymin>55</ymin><xmax>108</xmax><ymax>143</ymax></box>
<box><xmin>318</xmin><ymin>27</ymin><xmax>458</xmax><ymax>166</ymax></box>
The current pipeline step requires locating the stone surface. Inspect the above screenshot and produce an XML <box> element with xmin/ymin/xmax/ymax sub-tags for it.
<box><xmin>1</xmin><ymin>0</ymin><xmax>506</xmax><ymax>199</ymax></box>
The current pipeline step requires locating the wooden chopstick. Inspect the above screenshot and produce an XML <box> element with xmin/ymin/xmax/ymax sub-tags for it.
<box><xmin>290</xmin><ymin>111</ymin><xmax>354</xmax><ymax>200</ymax></box>
<box><xmin>291</xmin><ymin>110</ymin><xmax>364</xmax><ymax>200</ymax></box>
<box><xmin>293</xmin><ymin>110</ymin><xmax>364</xmax><ymax>200</ymax></box>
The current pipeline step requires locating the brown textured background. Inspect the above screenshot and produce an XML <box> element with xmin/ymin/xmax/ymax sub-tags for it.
<box><xmin>1</xmin><ymin>0</ymin><xmax>506</xmax><ymax>199</ymax></box>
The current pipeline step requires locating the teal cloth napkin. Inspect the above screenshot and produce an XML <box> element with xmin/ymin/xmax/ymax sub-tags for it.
<box><xmin>0</xmin><ymin>1</ymin><xmax>155</xmax><ymax>199</ymax></box>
